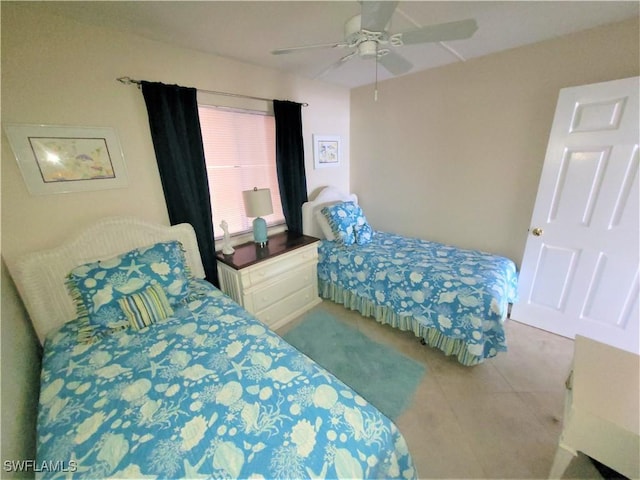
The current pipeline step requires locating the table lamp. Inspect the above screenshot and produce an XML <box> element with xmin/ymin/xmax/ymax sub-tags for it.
<box><xmin>242</xmin><ymin>187</ymin><xmax>273</xmax><ymax>247</ymax></box>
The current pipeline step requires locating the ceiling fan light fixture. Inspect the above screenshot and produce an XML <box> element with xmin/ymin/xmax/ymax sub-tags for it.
<box><xmin>358</xmin><ymin>40</ymin><xmax>378</xmax><ymax>58</ymax></box>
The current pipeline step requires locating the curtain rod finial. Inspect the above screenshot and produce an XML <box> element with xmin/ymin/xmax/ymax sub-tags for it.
<box><xmin>117</xmin><ymin>76</ymin><xmax>142</xmax><ymax>89</ymax></box>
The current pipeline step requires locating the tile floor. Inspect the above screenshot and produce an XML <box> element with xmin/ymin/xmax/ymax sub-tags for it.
<box><xmin>278</xmin><ymin>300</ymin><xmax>605</xmax><ymax>480</ymax></box>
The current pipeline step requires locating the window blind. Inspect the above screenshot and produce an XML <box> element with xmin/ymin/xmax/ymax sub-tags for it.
<box><xmin>198</xmin><ymin>105</ymin><xmax>285</xmax><ymax>236</ymax></box>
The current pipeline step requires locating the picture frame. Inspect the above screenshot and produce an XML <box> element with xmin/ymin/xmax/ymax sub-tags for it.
<box><xmin>313</xmin><ymin>134</ymin><xmax>341</xmax><ymax>169</ymax></box>
<box><xmin>4</xmin><ymin>124</ymin><xmax>128</xmax><ymax>195</ymax></box>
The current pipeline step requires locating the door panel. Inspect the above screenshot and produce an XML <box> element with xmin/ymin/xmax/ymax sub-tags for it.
<box><xmin>580</xmin><ymin>253</ymin><xmax>637</xmax><ymax>327</ymax></box>
<box><xmin>529</xmin><ymin>245</ymin><xmax>579</xmax><ymax>311</ymax></box>
<box><xmin>511</xmin><ymin>77</ymin><xmax>639</xmax><ymax>354</ymax></box>
<box><xmin>609</xmin><ymin>146</ymin><xmax>638</xmax><ymax>231</ymax></box>
<box><xmin>550</xmin><ymin>148</ymin><xmax>610</xmax><ymax>226</ymax></box>
<box><xmin>570</xmin><ymin>96</ymin><xmax>627</xmax><ymax>132</ymax></box>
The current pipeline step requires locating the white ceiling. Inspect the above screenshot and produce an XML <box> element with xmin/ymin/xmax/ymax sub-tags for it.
<box><xmin>36</xmin><ymin>1</ymin><xmax>639</xmax><ymax>88</ymax></box>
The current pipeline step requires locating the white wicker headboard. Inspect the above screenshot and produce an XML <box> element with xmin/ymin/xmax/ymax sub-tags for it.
<box><xmin>6</xmin><ymin>216</ymin><xmax>205</xmax><ymax>345</ymax></box>
<box><xmin>302</xmin><ymin>186</ymin><xmax>358</xmax><ymax>238</ymax></box>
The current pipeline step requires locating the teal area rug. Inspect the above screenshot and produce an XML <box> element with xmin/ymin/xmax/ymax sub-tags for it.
<box><xmin>283</xmin><ymin>310</ymin><xmax>425</xmax><ymax>420</ymax></box>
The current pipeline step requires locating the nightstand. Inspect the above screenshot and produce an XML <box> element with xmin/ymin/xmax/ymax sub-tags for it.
<box><xmin>216</xmin><ymin>231</ymin><xmax>321</xmax><ymax>330</ymax></box>
<box><xmin>549</xmin><ymin>336</ymin><xmax>639</xmax><ymax>479</ymax></box>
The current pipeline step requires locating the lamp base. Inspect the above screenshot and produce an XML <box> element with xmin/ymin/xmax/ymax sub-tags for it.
<box><xmin>252</xmin><ymin>217</ymin><xmax>268</xmax><ymax>247</ymax></box>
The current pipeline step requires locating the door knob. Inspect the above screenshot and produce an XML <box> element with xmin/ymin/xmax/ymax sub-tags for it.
<box><xmin>531</xmin><ymin>227</ymin><xmax>544</xmax><ymax>237</ymax></box>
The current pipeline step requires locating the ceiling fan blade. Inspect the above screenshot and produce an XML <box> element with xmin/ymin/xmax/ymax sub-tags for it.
<box><xmin>271</xmin><ymin>42</ymin><xmax>345</xmax><ymax>55</ymax></box>
<box><xmin>315</xmin><ymin>52</ymin><xmax>358</xmax><ymax>77</ymax></box>
<box><xmin>400</xmin><ymin>18</ymin><xmax>478</xmax><ymax>45</ymax></box>
<box><xmin>360</xmin><ymin>0</ymin><xmax>398</xmax><ymax>31</ymax></box>
<box><xmin>378</xmin><ymin>51</ymin><xmax>413</xmax><ymax>75</ymax></box>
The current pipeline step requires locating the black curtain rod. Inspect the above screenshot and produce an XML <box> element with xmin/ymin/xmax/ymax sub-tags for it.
<box><xmin>116</xmin><ymin>76</ymin><xmax>309</xmax><ymax>107</ymax></box>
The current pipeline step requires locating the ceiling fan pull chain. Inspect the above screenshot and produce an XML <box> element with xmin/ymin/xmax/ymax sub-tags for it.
<box><xmin>374</xmin><ymin>42</ymin><xmax>379</xmax><ymax>102</ymax></box>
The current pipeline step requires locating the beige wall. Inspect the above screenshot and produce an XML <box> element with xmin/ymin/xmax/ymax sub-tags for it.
<box><xmin>0</xmin><ymin>3</ymin><xmax>350</xmax><ymax>468</ymax></box>
<box><xmin>350</xmin><ymin>18</ymin><xmax>639</xmax><ymax>266</ymax></box>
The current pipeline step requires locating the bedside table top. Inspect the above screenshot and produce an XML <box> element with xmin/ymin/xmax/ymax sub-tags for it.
<box><xmin>216</xmin><ymin>231</ymin><xmax>319</xmax><ymax>270</ymax></box>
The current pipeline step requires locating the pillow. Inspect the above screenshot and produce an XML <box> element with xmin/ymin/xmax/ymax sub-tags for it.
<box><xmin>309</xmin><ymin>188</ymin><xmax>358</xmax><ymax>240</ymax></box>
<box><xmin>321</xmin><ymin>202</ymin><xmax>357</xmax><ymax>245</ymax></box>
<box><xmin>66</xmin><ymin>240</ymin><xmax>190</xmax><ymax>333</ymax></box>
<box><xmin>355</xmin><ymin>221</ymin><xmax>374</xmax><ymax>245</ymax></box>
<box><xmin>320</xmin><ymin>201</ymin><xmax>372</xmax><ymax>246</ymax></box>
<box><xmin>315</xmin><ymin>209</ymin><xmax>336</xmax><ymax>240</ymax></box>
<box><xmin>76</xmin><ymin>317</ymin><xmax>128</xmax><ymax>345</ymax></box>
<box><xmin>118</xmin><ymin>283</ymin><xmax>174</xmax><ymax>331</ymax></box>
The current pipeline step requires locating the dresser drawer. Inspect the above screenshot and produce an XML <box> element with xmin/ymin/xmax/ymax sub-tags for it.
<box><xmin>256</xmin><ymin>284</ymin><xmax>317</xmax><ymax>328</ymax></box>
<box><xmin>247</xmin><ymin>244</ymin><xmax>317</xmax><ymax>287</ymax></box>
<box><xmin>248</xmin><ymin>264</ymin><xmax>314</xmax><ymax>312</ymax></box>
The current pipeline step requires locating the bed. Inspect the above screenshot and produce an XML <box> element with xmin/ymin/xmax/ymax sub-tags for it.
<box><xmin>7</xmin><ymin>216</ymin><xmax>415</xmax><ymax>479</ymax></box>
<box><xmin>302</xmin><ymin>187</ymin><xmax>519</xmax><ymax>366</ymax></box>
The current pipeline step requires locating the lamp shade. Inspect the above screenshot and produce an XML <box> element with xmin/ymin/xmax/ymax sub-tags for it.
<box><xmin>242</xmin><ymin>188</ymin><xmax>273</xmax><ymax>218</ymax></box>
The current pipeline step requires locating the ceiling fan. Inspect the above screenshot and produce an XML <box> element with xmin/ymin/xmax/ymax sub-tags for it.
<box><xmin>271</xmin><ymin>1</ymin><xmax>478</xmax><ymax>79</ymax></box>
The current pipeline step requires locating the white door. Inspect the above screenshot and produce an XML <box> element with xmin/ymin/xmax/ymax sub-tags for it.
<box><xmin>511</xmin><ymin>77</ymin><xmax>639</xmax><ymax>354</ymax></box>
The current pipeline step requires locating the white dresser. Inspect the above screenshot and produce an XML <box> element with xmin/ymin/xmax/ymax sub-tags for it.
<box><xmin>216</xmin><ymin>232</ymin><xmax>321</xmax><ymax>330</ymax></box>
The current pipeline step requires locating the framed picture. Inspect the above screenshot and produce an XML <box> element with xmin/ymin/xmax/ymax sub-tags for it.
<box><xmin>4</xmin><ymin>124</ymin><xmax>128</xmax><ymax>195</ymax></box>
<box><xmin>313</xmin><ymin>134</ymin><xmax>341</xmax><ymax>169</ymax></box>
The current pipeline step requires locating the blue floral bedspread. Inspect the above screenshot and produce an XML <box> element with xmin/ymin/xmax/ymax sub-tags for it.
<box><xmin>317</xmin><ymin>231</ymin><xmax>518</xmax><ymax>365</ymax></box>
<box><xmin>37</xmin><ymin>280</ymin><xmax>416</xmax><ymax>479</ymax></box>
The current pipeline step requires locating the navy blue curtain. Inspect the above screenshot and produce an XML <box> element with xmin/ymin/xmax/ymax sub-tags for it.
<box><xmin>141</xmin><ymin>81</ymin><xmax>219</xmax><ymax>287</ymax></box>
<box><xmin>273</xmin><ymin>100</ymin><xmax>308</xmax><ymax>236</ymax></box>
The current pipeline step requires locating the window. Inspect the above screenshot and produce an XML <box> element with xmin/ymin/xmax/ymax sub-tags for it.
<box><xmin>198</xmin><ymin>105</ymin><xmax>285</xmax><ymax>237</ymax></box>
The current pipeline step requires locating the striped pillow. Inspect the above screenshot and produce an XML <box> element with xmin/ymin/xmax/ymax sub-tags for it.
<box><xmin>118</xmin><ymin>283</ymin><xmax>174</xmax><ymax>331</ymax></box>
